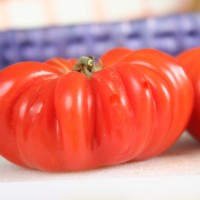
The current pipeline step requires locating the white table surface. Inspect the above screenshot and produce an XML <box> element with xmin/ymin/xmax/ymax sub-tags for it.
<box><xmin>0</xmin><ymin>132</ymin><xmax>200</xmax><ymax>200</ymax></box>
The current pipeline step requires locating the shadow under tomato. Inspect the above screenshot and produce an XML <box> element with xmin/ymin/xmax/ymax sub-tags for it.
<box><xmin>159</xmin><ymin>132</ymin><xmax>200</xmax><ymax>158</ymax></box>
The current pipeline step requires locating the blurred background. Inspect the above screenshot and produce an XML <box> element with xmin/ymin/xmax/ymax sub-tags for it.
<box><xmin>0</xmin><ymin>0</ymin><xmax>198</xmax><ymax>30</ymax></box>
<box><xmin>0</xmin><ymin>0</ymin><xmax>200</xmax><ymax>68</ymax></box>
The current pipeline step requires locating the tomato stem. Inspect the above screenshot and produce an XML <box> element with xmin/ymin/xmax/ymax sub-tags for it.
<box><xmin>72</xmin><ymin>56</ymin><xmax>102</xmax><ymax>78</ymax></box>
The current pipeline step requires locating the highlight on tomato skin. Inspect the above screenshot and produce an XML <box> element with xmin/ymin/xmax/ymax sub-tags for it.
<box><xmin>177</xmin><ymin>47</ymin><xmax>200</xmax><ymax>141</ymax></box>
<box><xmin>0</xmin><ymin>47</ymin><xmax>194</xmax><ymax>171</ymax></box>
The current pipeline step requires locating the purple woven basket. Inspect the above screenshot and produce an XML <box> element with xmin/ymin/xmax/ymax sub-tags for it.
<box><xmin>0</xmin><ymin>13</ymin><xmax>200</xmax><ymax>69</ymax></box>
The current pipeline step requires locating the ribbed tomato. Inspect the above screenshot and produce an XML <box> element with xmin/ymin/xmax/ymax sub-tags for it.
<box><xmin>0</xmin><ymin>48</ymin><xmax>193</xmax><ymax>171</ymax></box>
<box><xmin>177</xmin><ymin>48</ymin><xmax>200</xmax><ymax>141</ymax></box>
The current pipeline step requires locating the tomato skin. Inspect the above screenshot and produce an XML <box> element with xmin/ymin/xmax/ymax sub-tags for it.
<box><xmin>0</xmin><ymin>48</ymin><xmax>193</xmax><ymax>171</ymax></box>
<box><xmin>177</xmin><ymin>48</ymin><xmax>200</xmax><ymax>141</ymax></box>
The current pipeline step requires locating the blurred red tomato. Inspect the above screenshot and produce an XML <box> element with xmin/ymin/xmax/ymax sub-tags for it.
<box><xmin>177</xmin><ymin>48</ymin><xmax>200</xmax><ymax>141</ymax></box>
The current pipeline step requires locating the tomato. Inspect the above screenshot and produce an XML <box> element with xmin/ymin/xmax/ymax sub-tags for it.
<box><xmin>177</xmin><ymin>48</ymin><xmax>200</xmax><ymax>141</ymax></box>
<box><xmin>0</xmin><ymin>48</ymin><xmax>193</xmax><ymax>171</ymax></box>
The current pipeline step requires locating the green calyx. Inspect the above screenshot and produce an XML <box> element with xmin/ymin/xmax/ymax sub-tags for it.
<box><xmin>72</xmin><ymin>56</ymin><xmax>102</xmax><ymax>78</ymax></box>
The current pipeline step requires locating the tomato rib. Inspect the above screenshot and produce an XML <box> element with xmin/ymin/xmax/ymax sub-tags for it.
<box><xmin>91</xmin><ymin>67</ymin><xmax>137</xmax><ymax>165</ymax></box>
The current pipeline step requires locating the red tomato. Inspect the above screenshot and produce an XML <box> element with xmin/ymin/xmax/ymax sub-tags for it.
<box><xmin>0</xmin><ymin>48</ymin><xmax>193</xmax><ymax>171</ymax></box>
<box><xmin>177</xmin><ymin>48</ymin><xmax>200</xmax><ymax>141</ymax></box>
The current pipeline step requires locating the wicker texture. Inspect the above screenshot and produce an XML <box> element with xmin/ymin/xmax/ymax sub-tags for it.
<box><xmin>0</xmin><ymin>13</ymin><xmax>200</xmax><ymax>69</ymax></box>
